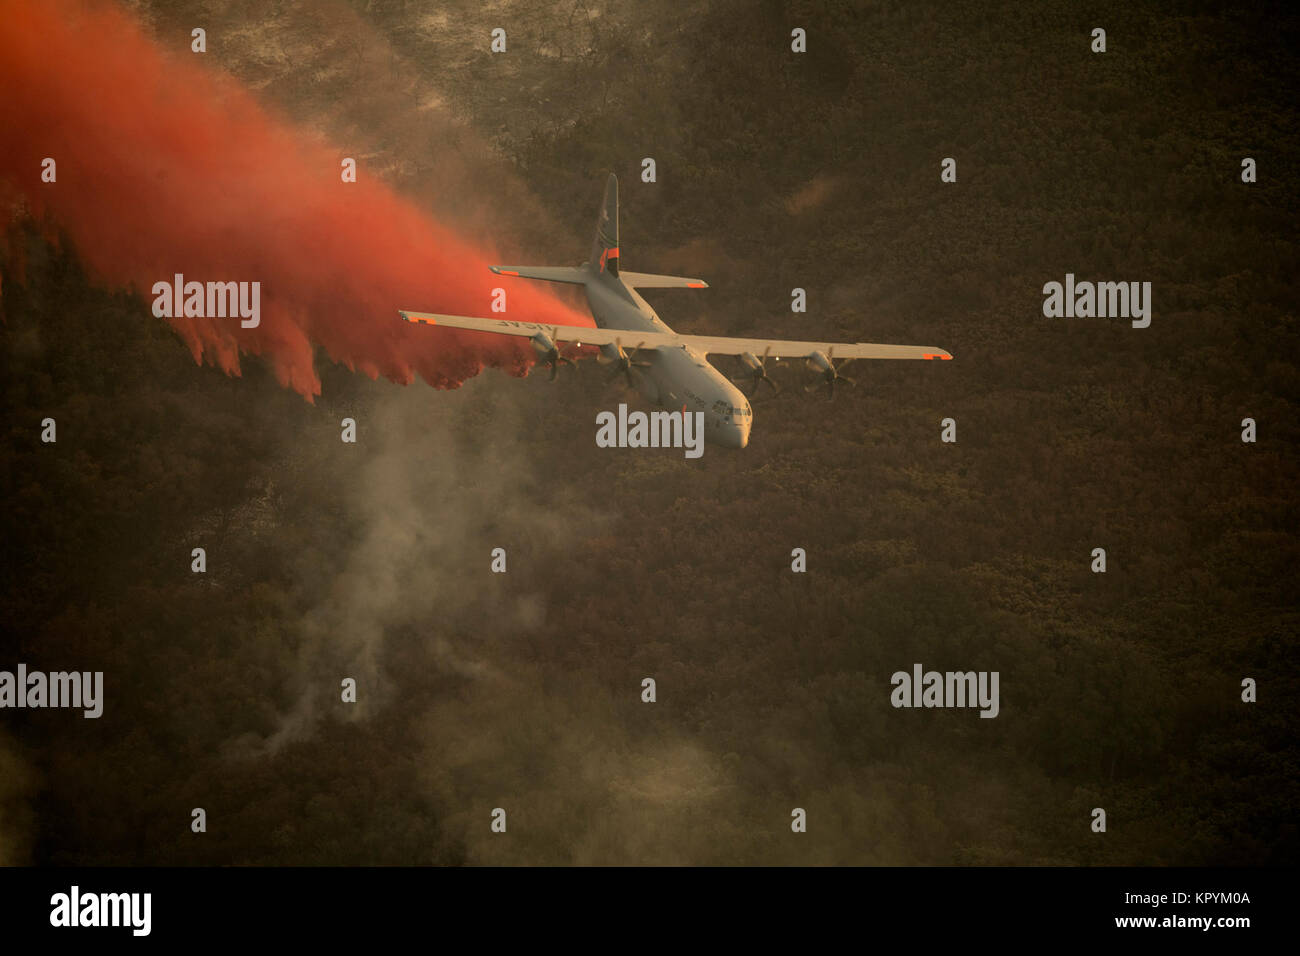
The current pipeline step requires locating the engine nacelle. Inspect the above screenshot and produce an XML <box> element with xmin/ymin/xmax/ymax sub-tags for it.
<box><xmin>530</xmin><ymin>331</ymin><xmax>557</xmax><ymax>356</ymax></box>
<box><xmin>807</xmin><ymin>350</ymin><xmax>833</xmax><ymax>372</ymax></box>
<box><xmin>599</xmin><ymin>341</ymin><xmax>625</xmax><ymax>363</ymax></box>
<box><xmin>739</xmin><ymin>351</ymin><xmax>763</xmax><ymax>372</ymax></box>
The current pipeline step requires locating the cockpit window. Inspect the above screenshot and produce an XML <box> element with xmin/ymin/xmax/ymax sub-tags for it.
<box><xmin>713</xmin><ymin>399</ymin><xmax>751</xmax><ymax>422</ymax></box>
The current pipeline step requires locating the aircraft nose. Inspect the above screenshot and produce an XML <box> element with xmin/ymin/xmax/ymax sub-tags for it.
<box><xmin>719</xmin><ymin>421</ymin><xmax>749</xmax><ymax>449</ymax></box>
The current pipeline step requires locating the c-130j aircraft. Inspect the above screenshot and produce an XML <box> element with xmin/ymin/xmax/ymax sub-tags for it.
<box><xmin>401</xmin><ymin>174</ymin><xmax>951</xmax><ymax>448</ymax></box>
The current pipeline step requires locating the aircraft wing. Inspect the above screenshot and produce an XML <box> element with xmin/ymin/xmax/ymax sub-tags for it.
<box><xmin>400</xmin><ymin>311</ymin><xmax>635</xmax><ymax>348</ymax></box>
<box><xmin>399</xmin><ymin>311</ymin><xmax>952</xmax><ymax>360</ymax></box>
<box><xmin>667</xmin><ymin>335</ymin><xmax>951</xmax><ymax>361</ymax></box>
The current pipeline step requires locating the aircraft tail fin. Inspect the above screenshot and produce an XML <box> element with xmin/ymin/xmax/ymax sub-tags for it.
<box><xmin>589</xmin><ymin>173</ymin><xmax>620</xmax><ymax>278</ymax></box>
<box><xmin>489</xmin><ymin>174</ymin><xmax>621</xmax><ymax>286</ymax></box>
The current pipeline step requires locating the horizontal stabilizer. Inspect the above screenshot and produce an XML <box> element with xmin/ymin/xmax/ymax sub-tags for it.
<box><xmin>488</xmin><ymin>265</ymin><xmax>589</xmax><ymax>284</ymax></box>
<box><xmin>618</xmin><ymin>271</ymin><xmax>709</xmax><ymax>289</ymax></box>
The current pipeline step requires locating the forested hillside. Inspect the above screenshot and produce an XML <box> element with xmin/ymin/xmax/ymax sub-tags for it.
<box><xmin>1</xmin><ymin>0</ymin><xmax>1296</xmax><ymax>864</ymax></box>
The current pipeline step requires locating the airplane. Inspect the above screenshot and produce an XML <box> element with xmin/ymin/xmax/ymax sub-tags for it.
<box><xmin>400</xmin><ymin>173</ymin><xmax>951</xmax><ymax>448</ymax></box>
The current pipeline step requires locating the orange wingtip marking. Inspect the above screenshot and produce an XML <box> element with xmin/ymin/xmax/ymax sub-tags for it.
<box><xmin>687</xmin><ymin>282</ymin><xmax>706</xmax><ymax>288</ymax></box>
<box><xmin>923</xmin><ymin>353</ymin><xmax>952</xmax><ymax>360</ymax></box>
<box><xmin>499</xmin><ymin>270</ymin><xmax>519</xmax><ymax>276</ymax></box>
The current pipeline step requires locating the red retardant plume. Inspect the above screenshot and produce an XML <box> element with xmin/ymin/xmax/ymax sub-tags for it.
<box><xmin>0</xmin><ymin>0</ymin><xmax>593</xmax><ymax>398</ymax></box>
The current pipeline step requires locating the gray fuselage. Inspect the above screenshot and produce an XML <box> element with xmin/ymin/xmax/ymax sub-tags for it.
<box><xmin>583</xmin><ymin>275</ymin><xmax>752</xmax><ymax>448</ymax></box>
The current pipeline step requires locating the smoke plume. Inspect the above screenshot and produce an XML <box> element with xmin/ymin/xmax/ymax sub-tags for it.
<box><xmin>0</xmin><ymin>0</ymin><xmax>592</xmax><ymax>398</ymax></box>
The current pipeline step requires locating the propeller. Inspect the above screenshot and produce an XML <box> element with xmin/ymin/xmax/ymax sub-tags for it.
<box><xmin>804</xmin><ymin>347</ymin><xmax>856</xmax><ymax>399</ymax></box>
<box><xmin>604</xmin><ymin>339</ymin><xmax>652</xmax><ymax>388</ymax></box>
<box><xmin>732</xmin><ymin>346</ymin><xmax>780</xmax><ymax>397</ymax></box>
<box><xmin>532</xmin><ymin>327</ymin><xmax>574</xmax><ymax>380</ymax></box>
